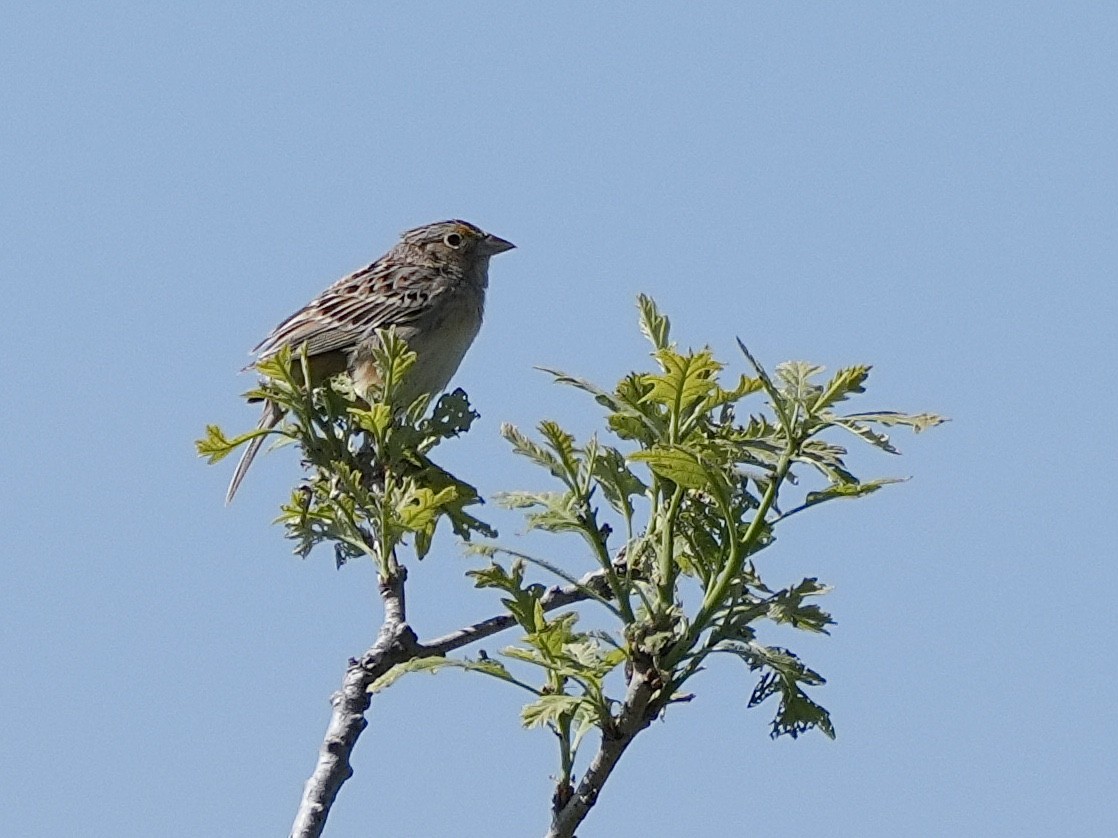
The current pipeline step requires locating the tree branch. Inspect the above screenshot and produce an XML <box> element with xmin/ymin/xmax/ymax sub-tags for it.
<box><xmin>289</xmin><ymin>568</ymin><xmax>612</xmax><ymax>838</ymax></box>
<box><xmin>545</xmin><ymin>660</ymin><xmax>663</xmax><ymax>838</ymax></box>
<box><xmin>423</xmin><ymin>569</ymin><xmax>613</xmax><ymax>655</ymax></box>
<box><xmin>289</xmin><ymin>571</ymin><xmax>414</xmax><ymax>838</ymax></box>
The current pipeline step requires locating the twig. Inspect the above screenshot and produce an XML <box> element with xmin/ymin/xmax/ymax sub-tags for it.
<box><xmin>289</xmin><ymin>569</ymin><xmax>612</xmax><ymax>838</ymax></box>
<box><xmin>423</xmin><ymin>570</ymin><xmax>613</xmax><ymax>655</ymax></box>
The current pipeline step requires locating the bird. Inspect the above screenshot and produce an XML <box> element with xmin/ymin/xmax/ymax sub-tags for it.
<box><xmin>225</xmin><ymin>219</ymin><xmax>515</xmax><ymax>503</ymax></box>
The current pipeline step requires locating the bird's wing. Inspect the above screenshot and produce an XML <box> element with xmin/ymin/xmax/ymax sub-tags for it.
<box><xmin>252</xmin><ymin>261</ymin><xmax>444</xmax><ymax>359</ymax></box>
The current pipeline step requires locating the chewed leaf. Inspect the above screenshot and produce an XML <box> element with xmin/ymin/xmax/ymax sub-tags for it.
<box><xmin>720</xmin><ymin>641</ymin><xmax>835</xmax><ymax>740</ymax></box>
<box><xmin>421</xmin><ymin>388</ymin><xmax>480</xmax><ymax>439</ymax></box>
<box><xmin>766</xmin><ymin>578</ymin><xmax>835</xmax><ymax>634</ymax></box>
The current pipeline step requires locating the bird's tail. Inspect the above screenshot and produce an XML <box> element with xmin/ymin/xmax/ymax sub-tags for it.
<box><xmin>226</xmin><ymin>400</ymin><xmax>284</xmax><ymax>504</ymax></box>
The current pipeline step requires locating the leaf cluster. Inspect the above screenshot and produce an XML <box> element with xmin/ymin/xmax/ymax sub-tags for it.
<box><xmin>196</xmin><ymin>332</ymin><xmax>493</xmax><ymax>574</ymax></box>
<box><xmin>198</xmin><ymin>297</ymin><xmax>945</xmax><ymax>829</ymax></box>
<box><xmin>468</xmin><ymin>296</ymin><xmax>945</xmax><ymax>753</ymax></box>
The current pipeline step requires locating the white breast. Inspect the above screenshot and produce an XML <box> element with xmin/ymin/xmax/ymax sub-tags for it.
<box><xmin>399</xmin><ymin>287</ymin><xmax>485</xmax><ymax>401</ymax></box>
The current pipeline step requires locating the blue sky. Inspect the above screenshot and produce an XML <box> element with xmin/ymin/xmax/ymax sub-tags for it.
<box><xmin>3</xmin><ymin>3</ymin><xmax>1115</xmax><ymax>836</ymax></box>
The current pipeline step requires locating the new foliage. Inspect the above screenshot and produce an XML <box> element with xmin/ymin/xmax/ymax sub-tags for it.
<box><xmin>198</xmin><ymin>297</ymin><xmax>944</xmax><ymax>836</ymax></box>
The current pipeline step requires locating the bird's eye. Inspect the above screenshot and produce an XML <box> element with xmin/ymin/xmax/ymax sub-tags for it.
<box><xmin>444</xmin><ymin>232</ymin><xmax>463</xmax><ymax>248</ymax></box>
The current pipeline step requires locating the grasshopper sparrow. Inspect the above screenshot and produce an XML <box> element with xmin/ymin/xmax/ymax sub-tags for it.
<box><xmin>226</xmin><ymin>219</ymin><xmax>514</xmax><ymax>502</ymax></box>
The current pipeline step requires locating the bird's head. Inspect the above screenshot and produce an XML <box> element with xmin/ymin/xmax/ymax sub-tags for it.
<box><xmin>399</xmin><ymin>219</ymin><xmax>515</xmax><ymax>266</ymax></box>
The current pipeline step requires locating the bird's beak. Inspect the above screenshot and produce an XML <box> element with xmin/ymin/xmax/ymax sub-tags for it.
<box><xmin>481</xmin><ymin>233</ymin><xmax>516</xmax><ymax>255</ymax></box>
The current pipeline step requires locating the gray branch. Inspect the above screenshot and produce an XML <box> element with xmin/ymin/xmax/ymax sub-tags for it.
<box><xmin>289</xmin><ymin>569</ymin><xmax>611</xmax><ymax>838</ymax></box>
<box><xmin>289</xmin><ymin>572</ymin><xmax>415</xmax><ymax>838</ymax></box>
<box><xmin>424</xmin><ymin>570</ymin><xmax>613</xmax><ymax>655</ymax></box>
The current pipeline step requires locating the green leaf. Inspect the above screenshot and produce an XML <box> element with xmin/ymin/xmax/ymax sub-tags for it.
<box><xmin>365</xmin><ymin>327</ymin><xmax>418</xmax><ymax>405</ymax></box>
<box><xmin>195</xmin><ymin>424</ymin><xmax>239</xmax><ymax>464</ymax></box>
<box><xmin>810</xmin><ymin>365</ymin><xmax>871</xmax><ymax>413</ymax></box>
<box><xmin>608</xmin><ymin>372</ymin><xmax>665</xmax><ymax>444</ymax></box>
<box><xmin>466</xmin><ymin>558</ymin><xmax>527</xmax><ymax>594</ymax></box>
<box><xmin>494</xmin><ymin>490</ymin><xmax>585</xmax><ymax>535</ymax></box>
<box><xmin>396</xmin><ymin>485</ymin><xmax>460</xmax><ymax>531</ymax></box>
<box><xmin>736</xmin><ymin>339</ymin><xmax>792</xmax><ymax>435</ymax></box>
<box><xmin>629</xmin><ymin>445</ymin><xmax>711</xmax><ymax>490</ymax></box>
<box><xmin>831</xmin><ymin>418</ymin><xmax>902</xmax><ymax>454</ymax></box>
<box><xmin>395</xmin><ymin>485</ymin><xmax>459</xmax><ymax>559</ymax></box>
<box><xmin>803</xmin><ymin>478</ymin><xmax>906</xmax><ymax>508</ymax></box>
<box><xmin>776</xmin><ymin>361</ymin><xmax>826</xmax><ymax>405</ymax></box>
<box><xmin>590</xmin><ymin>446</ymin><xmax>648</xmax><ymax>517</ymax></box>
<box><xmin>637</xmin><ymin>294</ymin><xmax>671</xmax><ymax>350</ymax></box>
<box><xmin>642</xmin><ymin>348</ymin><xmax>723</xmax><ymax>418</ymax></box>
<box><xmin>196</xmin><ymin>421</ymin><xmax>289</xmax><ymax>466</ymax></box>
<box><xmin>843</xmin><ymin>411</ymin><xmax>949</xmax><ymax>433</ymax></box>
<box><xmin>526</xmin><ymin>610</ymin><xmax>581</xmax><ymax>659</ymax></box>
<box><xmin>350</xmin><ymin>403</ymin><xmax>393</xmax><ymax>437</ymax></box>
<box><xmin>253</xmin><ymin>344</ymin><xmax>296</xmax><ymax>384</ymax></box>
<box><xmin>466</xmin><ymin>559</ymin><xmax>548</xmax><ymax>630</ymax></box>
<box><xmin>369</xmin><ymin>655</ymin><xmax>522</xmax><ymax>694</ymax></box>
<box><xmin>796</xmin><ymin>439</ymin><xmax>858</xmax><ymax>485</ymax></box>
<box><xmin>562</xmin><ymin>641</ymin><xmax>627</xmax><ymax>678</ymax></box>
<box><xmin>538</xmin><ymin>421</ymin><xmax>581</xmax><ymax>484</ymax></box>
<box><xmin>501</xmin><ymin>423</ymin><xmax>568</xmax><ymax>482</ymax></box>
<box><xmin>704</xmin><ymin>374</ymin><xmax>764</xmax><ymax>411</ymax></box>
<box><xmin>420</xmin><ymin>388</ymin><xmax>480</xmax><ymax>442</ymax></box>
<box><xmin>521</xmin><ymin>693</ymin><xmax>588</xmax><ymax>730</ymax></box>
<box><xmin>608</xmin><ymin>412</ymin><xmax>657</xmax><ymax>444</ymax></box>
<box><xmin>766</xmin><ymin>578</ymin><xmax>835</xmax><ymax>634</ymax></box>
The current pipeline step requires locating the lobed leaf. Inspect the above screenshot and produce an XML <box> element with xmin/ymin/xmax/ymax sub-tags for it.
<box><xmin>637</xmin><ymin>294</ymin><xmax>671</xmax><ymax>350</ymax></box>
<box><xmin>629</xmin><ymin>445</ymin><xmax>712</xmax><ymax>491</ymax></box>
<box><xmin>776</xmin><ymin>361</ymin><xmax>826</xmax><ymax>406</ymax></box>
<box><xmin>521</xmin><ymin>694</ymin><xmax>591</xmax><ymax>730</ymax></box>
<box><xmin>843</xmin><ymin>411</ymin><xmax>949</xmax><ymax>433</ymax></box>
<box><xmin>802</xmin><ymin>477</ymin><xmax>906</xmax><ymax>509</ymax></box>
<box><xmin>642</xmin><ymin>349</ymin><xmax>723</xmax><ymax>418</ymax></box>
<box><xmin>501</xmin><ymin>423</ymin><xmax>567</xmax><ymax>481</ymax></box>
<box><xmin>369</xmin><ymin>655</ymin><xmax>522</xmax><ymax>695</ymax></box>
<box><xmin>538</xmin><ymin>421</ymin><xmax>581</xmax><ymax>485</ymax></box>
<box><xmin>830</xmin><ymin>418</ymin><xmax>902</xmax><ymax>454</ymax></box>
<box><xmin>590</xmin><ymin>445</ymin><xmax>648</xmax><ymax>517</ymax></box>
<box><xmin>766</xmin><ymin>578</ymin><xmax>835</xmax><ymax>634</ymax></box>
<box><xmin>810</xmin><ymin>365</ymin><xmax>871</xmax><ymax>413</ymax></box>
